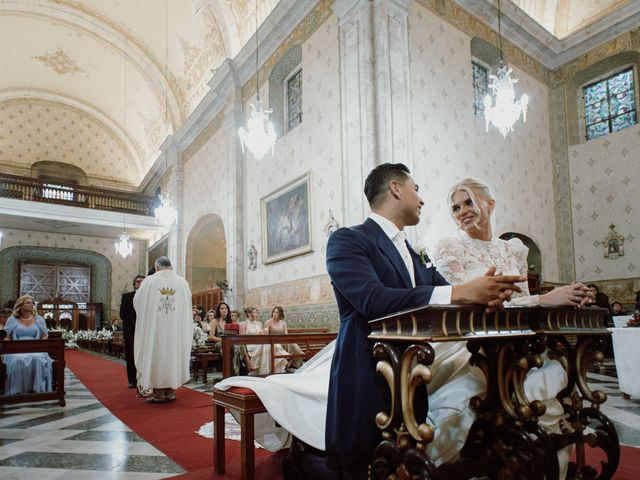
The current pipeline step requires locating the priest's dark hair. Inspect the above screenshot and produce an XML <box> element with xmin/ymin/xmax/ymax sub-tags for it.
<box><xmin>364</xmin><ymin>163</ymin><xmax>411</xmax><ymax>208</ymax></box>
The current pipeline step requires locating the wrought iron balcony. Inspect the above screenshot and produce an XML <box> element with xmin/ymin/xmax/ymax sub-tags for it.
<box><xmin>0</xmin><ymin>173</ymin><xmax>156</xmax><ymax>216</ymax></box>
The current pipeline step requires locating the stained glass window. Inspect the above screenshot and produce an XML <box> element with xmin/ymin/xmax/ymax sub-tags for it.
<box><xmin>472</xmin><ymin>62</ymin><xmax>488</xmax><ymax>118</ymax></box>
<box><xmin>287</xmin><ymin>69</ymin><xmax>303</xmax><ymax>131</ymax></box>
<box><xmin>584</xmin><ymin>68</ymin><xmax>637</xmax><ymax>140</ymax></box>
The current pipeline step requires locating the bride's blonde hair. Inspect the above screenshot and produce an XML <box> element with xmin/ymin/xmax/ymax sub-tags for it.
<box><xmin>448</xmin><ymin>178</ymin><xmax>494</xmax><ymax>231</ymax></box>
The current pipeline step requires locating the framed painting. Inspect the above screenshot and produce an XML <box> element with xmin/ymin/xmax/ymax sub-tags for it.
<box><xmin>261</xmin><ymin>172</ymin><xmax>312</xmax><ymax>264</ymax></box>
<box><xmin>147</xmin><ymin>235</ymin><xmax>169</xmax><ymax>272</ymax></box>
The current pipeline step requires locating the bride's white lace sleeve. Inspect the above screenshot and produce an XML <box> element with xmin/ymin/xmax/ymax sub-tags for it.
<box><xmin>433</xmin><ymin>237</ymin><xmax>468</xmax><ymax>285</ymax></box>
<box><xmin>505</xmin><ymin>238</ymin><xmax>539</xmax><ymax>307</ymax></box>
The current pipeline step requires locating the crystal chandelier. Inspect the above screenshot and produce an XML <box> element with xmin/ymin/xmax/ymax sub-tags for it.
<box><xmin>114</xmin><ymin>231</ymin><xmax>133</xmax><ymax>259</ymax></box>
<box><xmin>154</xmin><ymin>0</ymin><xmax>178</xmax><ymax>228</ymax></box>
<box><xmin>155</xmin><ymin>193</ymin><xmax>178</xmax><ymax>227</ymax></box>
<box><xmin>483</xmin><ymin>0</ymin><xmax>529</xmax><ymax>138</ymax></box>
<box><xmin>238</xmin><ymin>0</ymin><xmax>276</xmax><ymax>159</ymax></box>
<box><xmin>483</xmin><ymin>64</ymin><xmax>529</xmax><ymax>137</ymax></box>
<box><xmin>115</xmin><ymin>57</ymin><xmax>134</xmax><ymax>260</ymax></box>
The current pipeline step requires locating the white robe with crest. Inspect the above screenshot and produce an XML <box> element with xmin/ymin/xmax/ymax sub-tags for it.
<box><xmin>133</xmin><ymin>269</ymin><xmax>193</xmax><ymax>389</ymax></box>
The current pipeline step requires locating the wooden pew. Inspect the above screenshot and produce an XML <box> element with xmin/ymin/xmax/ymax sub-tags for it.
<box><xmin>0</xmin><ymin>337</ymin><xmax>66</xmax><ymax>406</ymax></box>
<box><xmin>213</xmin><ymin>331</ymin><xmax>336</xmax><ymax>479</ymax></box>
<box><xmin>191</xmin><ymin>344</ymin><xmax>221</xmax><ymax>383</ymax></box>
<box><xmin>220</xmin><ymin>332</ymin><xmax>336</xmax><ymax>378</ymax></box>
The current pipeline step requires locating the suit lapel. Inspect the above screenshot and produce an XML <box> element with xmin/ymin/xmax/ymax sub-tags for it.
<box><xmin>363</xmin><ymin>219</ymin><xmax>413</xmax><ymax>289</ymax></box>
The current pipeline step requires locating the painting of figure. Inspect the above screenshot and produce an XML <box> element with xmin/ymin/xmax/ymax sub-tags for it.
<box><xmin>261</xmin><ymin>173</ymin><xmax>312</xmax><ymax>263</ymax></box>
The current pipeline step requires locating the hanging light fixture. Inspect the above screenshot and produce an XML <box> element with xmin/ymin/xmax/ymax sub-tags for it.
<box><xmin>238</xmin><ymin>0</ymin><xmax>276</xmax><ymax>159</ymax></box>
<box><xmin>155</xmin><ymin>0</ymin><xmax>178</xmax><ymax>228</ymax></box>
<box><xmin>114</xmin><ymin>227</ymin><xmax>134</xmax><ymax>259</ymax></box>
<box><xmin>115</xmin><ymin>56</ymin><xmax>134</xmax><ymax>259</ymax></box>
<box><xmin>483</xmin><ymin>0</ymin><xmax>529</xmax><ymax>138</ymax></box>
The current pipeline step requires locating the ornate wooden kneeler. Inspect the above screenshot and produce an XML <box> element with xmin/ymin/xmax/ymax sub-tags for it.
<box><xmin>367</xmin><ymin>305</ymin><xmax>619</xmax><ymax>480</ymax></box>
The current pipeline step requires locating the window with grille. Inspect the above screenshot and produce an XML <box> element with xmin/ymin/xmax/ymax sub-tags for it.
<box><xmin>583</xmin><ymin>67</ymin><xmax>637</xmax><ymax>140</ymax></box>
<box><xmin>286</xmin><ymin>68</ymin><xmax>303</xmax><ymax>131</ymax></box>
<box><xmin>472</xmin><ymin>61</ymin><xmax>489</xmax><ymax>118</ymax></box>
<box><xmin>20</xmin><ymin>263</ymin><xmax>90</xmax><ymax>303</ymax></box>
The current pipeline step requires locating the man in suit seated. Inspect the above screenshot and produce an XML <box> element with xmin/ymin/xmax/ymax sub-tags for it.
<box><xmin>324</xmin><ymin>163</ymin><xmax>525</xmax><ymax>478</ymax></box>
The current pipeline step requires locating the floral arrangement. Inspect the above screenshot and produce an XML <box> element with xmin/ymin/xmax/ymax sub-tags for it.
<box><xmin>49</xmin><ymin>326</ymin><xmax>78</xmax><ymax>349</ymax></box>
<box><xmin>193</xmin><ymin>321</ymin><xmax>208</xmax><ymax>349</ymax></box>
<box><xmin>626</xmin><ymin>311</ymin><xmax>640</xmax><ymax>327</ymax></box>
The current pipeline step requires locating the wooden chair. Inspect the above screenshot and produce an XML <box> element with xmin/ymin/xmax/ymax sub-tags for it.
<box><xmin>191</xmin><ymin>345</ymin><xmax>221</xmax><ymax>383</ymax></box>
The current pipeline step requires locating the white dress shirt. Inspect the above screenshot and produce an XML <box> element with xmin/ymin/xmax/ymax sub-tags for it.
<box><xmin>369</xmin><ymin>213</ymin><xmax>451</xmax><ymax>304</ymax></box>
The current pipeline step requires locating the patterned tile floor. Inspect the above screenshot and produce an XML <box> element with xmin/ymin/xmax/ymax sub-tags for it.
<box><xmin>0</xmin><ymin>356</ymin><xmax>638</xmax><ymax>478</ymax></box>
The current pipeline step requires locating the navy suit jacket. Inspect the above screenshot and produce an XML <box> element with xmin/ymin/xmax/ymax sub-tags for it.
<box><xmin>325</xmin><ymin>218</ymin><xmax>449</xmax><ymax>470</ymax></box>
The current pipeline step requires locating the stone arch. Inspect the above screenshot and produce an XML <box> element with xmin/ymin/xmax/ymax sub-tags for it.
<box><xmin>185</xmin><ymin>214</ymin><xmax>227</xmax><ymax>293</ymax></box>
<box><xmin>0</xmin><ymin>245</ymin><xmax>112</xmax><ymax>321</ymax></box>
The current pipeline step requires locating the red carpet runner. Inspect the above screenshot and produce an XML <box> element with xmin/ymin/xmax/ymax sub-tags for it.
<box><xmin>66</xmin><ymin>349</ymin><xmax>639</xmax><ymax>479</ymax></box>
<box><xmin>65</xmin><ymin>349</ymin><xmax>284</xmax><ymax>479</ymax></box>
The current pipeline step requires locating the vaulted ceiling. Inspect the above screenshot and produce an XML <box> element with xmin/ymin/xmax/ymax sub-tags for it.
<box><xmin>0</xmin><ymin>0</ymin><xmax>636</xmax><ymax>190</ymax></box>
<box><xmin>0</xmin><ymin>0</ymin><xmax>278</xmax><ymax>188</ymax></box>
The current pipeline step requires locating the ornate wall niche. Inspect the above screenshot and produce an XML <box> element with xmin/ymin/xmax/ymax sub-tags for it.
<box><xmin>0</xmin><ymin>246</ymin><xmax>111</xmax><ymax>319</ymax></box>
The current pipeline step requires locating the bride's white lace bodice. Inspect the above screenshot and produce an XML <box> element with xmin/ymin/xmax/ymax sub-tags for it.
<box><xmin>433</xmin><ymin>235</ymin><xmax>539</xmax><ymax>306</ymax></box>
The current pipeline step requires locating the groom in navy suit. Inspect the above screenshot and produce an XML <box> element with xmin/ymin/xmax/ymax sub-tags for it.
<box><xmin>325</xmin><ymin>163</ymin><xmax>525</xmax><ymax>478</ymax></box>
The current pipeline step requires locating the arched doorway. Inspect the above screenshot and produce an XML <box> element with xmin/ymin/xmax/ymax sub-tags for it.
<box><xmin>499</xmin><ymin>232</ymin><xmax>542</xmax><ymax>293</ymax></box>
<box><xmin>185</xmin><ymin>214</ymin><xmax>227</xmax><ymax>294</ymax></box>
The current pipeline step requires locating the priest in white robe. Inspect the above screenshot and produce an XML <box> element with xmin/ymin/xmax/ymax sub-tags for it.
<box><xmin>133</xmin><ymin>256</ymin><xmax>193</xmax><ymax>403</ymax></box>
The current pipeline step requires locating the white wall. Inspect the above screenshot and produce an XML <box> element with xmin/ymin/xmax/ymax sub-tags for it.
<box><xmin>569</xmin><ymin>123</ymin><xmax>640</xmax><ymax>281</ymax></box>
<box><xmin>408</xmin><ymin>3</ymin><xmax>560</xmax><ymax>281</ymax></box>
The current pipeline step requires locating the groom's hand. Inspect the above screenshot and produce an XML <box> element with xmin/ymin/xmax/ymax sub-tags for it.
<box><xmin>451</xmin><ymin>266</ymin><xmax>527</xmax><ymax>312</ymax></box>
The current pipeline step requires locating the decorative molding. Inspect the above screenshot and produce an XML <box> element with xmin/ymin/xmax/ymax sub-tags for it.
<box><xmin>33</xmin><ymin>47</ymin><xmax>83</xmax><ymax>75</ymax></box>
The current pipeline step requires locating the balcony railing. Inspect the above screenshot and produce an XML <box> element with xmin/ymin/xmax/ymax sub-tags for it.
<box><xmin>0</xmin><ymin>173</ymin><xmax>156</xmax><ymax>216</ymax></box>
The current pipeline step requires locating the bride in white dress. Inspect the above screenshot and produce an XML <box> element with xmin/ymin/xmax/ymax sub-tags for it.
<box><xmin>431</xmin><ymin>177</ymin><xmax>593</xmax><ymax>477</ymax></box>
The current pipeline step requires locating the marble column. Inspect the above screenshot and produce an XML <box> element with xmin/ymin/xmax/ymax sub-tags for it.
<box><xmin>163</xmin><ymin>136</ymin><xmax>185</xmax><ymax>275</ymax></box>
<box><xmin>224</xmin><ymin>93</ymin><xmax>245</xmax><ymax>309</ymax></box>
<box><xmin>333</xmin><ymin>0</ymin><xmax>413</xmax><ymax>226</ymax></box>
<box><xmin>548</xmin><ymin>85</ymin><xmax>576</xmax><ymax>283</ymax></box>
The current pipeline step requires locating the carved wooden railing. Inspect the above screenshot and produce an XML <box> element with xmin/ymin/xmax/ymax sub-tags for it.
<box><xmin>367</xmin><ymin>305</ymin><xmax>619</xmax><ymax>480</ymax></box>
<box><xmin>0</xmin><ymin>172</ymin><xmax>156</xmax><ymax>216</ymax></box>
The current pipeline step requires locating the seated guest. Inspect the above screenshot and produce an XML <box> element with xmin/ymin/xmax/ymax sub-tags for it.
<box><xmin>611</xmin><ymin>301</ymin><xmax>626</xmax><ymax>316</ymax></box>
<box><xmin>432</xmin><ymin>178</ymin><xmax>593</xmax><ymax>475</ymax></box>
<box><xmin>200</xmin><ymin>309</ymin><xmax>214</xmax><ymax>334</ymax></box>
<box><xmin>264</xmin><ymin>306</ymin><xmax>304</xmax><ymax>369</ymax></box>
<box><xmin>587</xmin><ymin>283</ymin><xmax>611</xmax><ymax>310</ymax></box>
<box><xmin>0</xmin><ymin>307</ymin><xmax>13</xmax><ymax>330</ymax></box>
<box><xmin>2</xmin><ymin>295</ymin><xmax>53</xmax><ymax>395</ymax></box>
<box><xmin>240</xmin><ymin>307</ymin><xmax>287</xmax><ymax>375</ymax></box>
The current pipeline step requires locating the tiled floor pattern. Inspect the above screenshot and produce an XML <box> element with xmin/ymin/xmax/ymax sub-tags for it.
<box><xmin>1</xmin><ymin>355</ymin><xmax>638</xmax><ymax>479</ymax></box>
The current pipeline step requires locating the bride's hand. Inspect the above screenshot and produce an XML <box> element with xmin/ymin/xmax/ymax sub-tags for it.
<box><xmin>540</xmin><ymin>283</ymin><xmax>592</xmax><ymax>308</ymax></box>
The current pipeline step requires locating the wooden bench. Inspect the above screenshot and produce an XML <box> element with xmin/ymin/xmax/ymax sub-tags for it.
<box><xmin>213</xmin><ymin>331</ymin><xmax>336</xmax><ymax>479</ymax></box>
<box><xmin>220</xmin><ymin>332</ymin><xmax>336</xmax><ymax>378</ymax></box>
<box><xmin>0</xmin><ymin>336</ymin><xmax>66</xmax><ymax>406</ymax></box>
<box><xmin>212</xmin><ymin>386</ymin><xmax>267</xmax><ymax>480</ymax></box>
<box><xmin>191</xmin><ymin>345</ymin><xmax>221</xmax><ymax>383</ymax></box>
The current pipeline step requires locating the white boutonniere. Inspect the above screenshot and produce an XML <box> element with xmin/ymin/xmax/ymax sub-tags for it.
<box><xmin>409</xmin><ymin>241</ymin><xmax>432</xmax><ymax>268</ymax></box>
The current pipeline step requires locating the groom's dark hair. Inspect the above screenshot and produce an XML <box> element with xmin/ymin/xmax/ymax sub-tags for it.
<box><xmin>364</xmin><ymin>163</ymin><xmax>411</xmax><ymax>208</ymax></box>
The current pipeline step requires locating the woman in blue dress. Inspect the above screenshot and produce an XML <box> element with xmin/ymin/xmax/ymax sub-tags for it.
<box><xmin>3</xmin><ymin>295</ymin><xmax>52</xmax><ymax>395</ymax></box>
